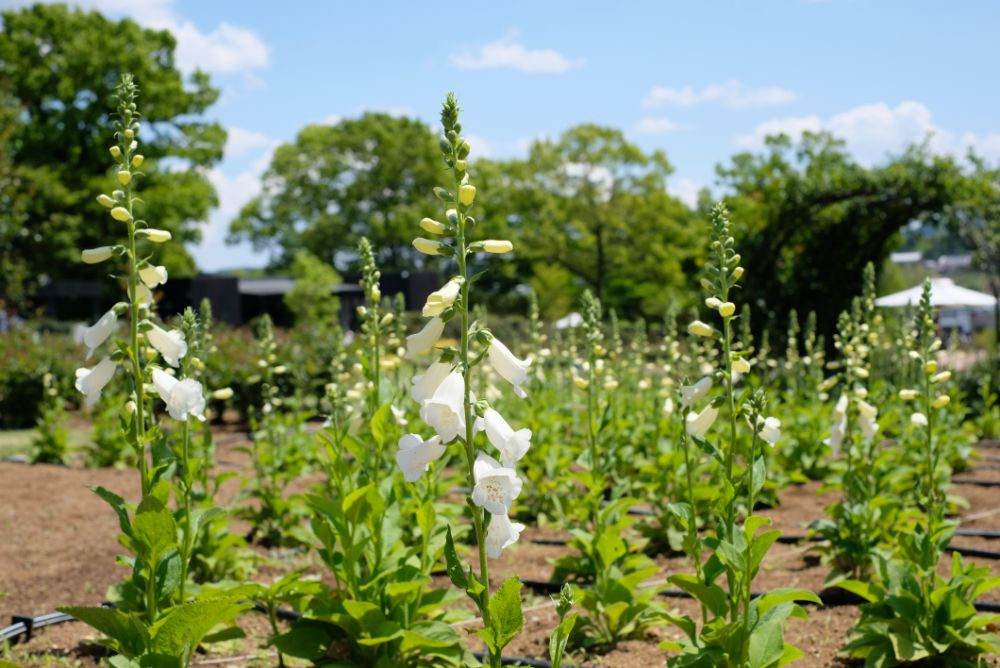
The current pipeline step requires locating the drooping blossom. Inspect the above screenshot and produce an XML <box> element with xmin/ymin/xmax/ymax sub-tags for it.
<box><xmin>147</xmin><ymin>324</ymin><xmax>188</xmax><ymax>367</ymax></box>
<box><xmin>488</xmin><ymin>337</ymin><xmax>530</xmax><ymax>399</ymax></box>
<box><xmin>486</xmin><ymin>512</ymin><xmax>525</xmax><ymax>558</ymax></box>
<box><xmin>406</xmin><ymin>317</ymin><xmax>445</xmax><ymax>359</ymax></box>
<box><xmin>151</xmin><ymin>368</ymin><xmax>205</xmax><ymax>421</ymax></box>
<box><xmin>75</xmin><ymin>357</ymin><xmax>117</xmax><ymax>406</ymax></box>
<box><xmin>420</xmin><ymin>372</ymin><xmax>466</xmax><ymax>442</ymax></box>
<box><xmin>481</xmin><ymin>408</ymin><xmax>531</xmax><ymax>467</ymax></box>
<box><xmin>82</xmin><ymin>309</ymin><xmax>117</xmax><ymax>359</ymax></box>
<box><xmin>471</xmin><ymin>452</ymin><xmax>523</xmax><ymax>515</ymax></box>
<box><xmin>396</xmin><ymin>433</ymin><xmax>446</xmax><ymax>482</ymax></box>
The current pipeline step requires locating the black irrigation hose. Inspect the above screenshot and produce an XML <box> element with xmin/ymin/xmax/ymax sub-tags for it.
<box><xmin>952</xmin><ymin>478</ymin><xmax>1000</xmax><ymax>487</ymax></box>
<box><xmin>472</xmin><ymin>651</ymin><xmax>552</xmax><ymax>667</ymax></box>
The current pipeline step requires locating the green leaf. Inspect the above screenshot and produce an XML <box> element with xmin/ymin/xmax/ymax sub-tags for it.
<box><xmin>90</xmin><ymin>486</ymin><xmax>132</xmax><ymax>536</ymax></box>
<box><xmin>486</xmin><ymin>577</ymin><xmax>524</xmax><ymax>654</ymax></box>
<box><xmin>59</xmin><ymin>606</ymin><xmax>149</xmax><ymax>658</ymax></box>
<box><xmin>149</xmin><ymin>597</ymin><xmax>250</xmax><ymax>660</ymax></box>
<box><xmin>443</xmin><ymin>526</ymin><xmax>469</xmax><ymax>590</ymax></box>
<box><xmin>837</xmin><ymin>579</ymin><xmax>881</xmax><ymax>603</ymax></box>
<box><xmin>596</xmin><ymin>531</ymin><xmax>626</xmax><ymax>568</ymax></box>
<box><xmin>370</xmin><ymin>402</ymin><xmax>393</xmax><ymax>447</ymax></box>
<box><xmin>273</xmin><ymin>623</ymin><xmax>331</xmax><ymax>660</ymax></box>
<box><xmin>132</xmin><ymin>496</ymin><xmax>178</xmax><ymax>563</ymax></box>
<box><xmin>669</xmin><ymin>574</ymin><xmax>729</xmax><ymax>618</ymax></box>
<box><xmin>755</xmin><ymin>588</ymin><xmax>821</xmax><ymax>616</ymax></box>
<box><xmin>343</xmin><ymin>600</ymin><xmax>384</xmax><ymax>626</ymax></box>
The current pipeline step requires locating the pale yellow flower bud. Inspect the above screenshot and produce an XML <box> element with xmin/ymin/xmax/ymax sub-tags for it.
<box><xmin>124</xmin><ymin>400</ymin><xmax>137</xmax><ymax>415</ymax></box>
<box><xmin>139</xmin><ymin>229</ymin><xmax>171</xmax><ymax>243</ymax></box>
<box><xmin>731</xmin><ymin>266</ymin><xmax>744</xmax><ymax>281</ymax></box>
<box><xmin>719</xmin><ymin>302</ymin><xmax>736</xmax><ymax>317</ymax></box>
<box><xmin>117</xmin><ymin>170</ymin><xmax>132</xmax><ymax>186</ymax></box>
<box><xmin>931</xmin><ymin>371</ymin><xmax>951</xmax><ymax>383</ymax></box>
<box><xmin>212</xmin><ymin>387</ymin><xmax>234</xmax><ymax>400</ymax></box>
<box><xmin>459</xmin><ymin>184</ymin><xmax>477</xmax><ymax>207</ymax></box>
<box><xmin>371</xmin><ymin>286</ymin><xmax>381</xmax><ymax>303</ymax></box>
<box><xmin>109</xmin><ymin>146</ymin><xmax>121</xmax><ymax>159</ymax></box>
<box><xmin>420</xmin><ymin>217</ymin><xmax>447</xmax><ymax>235</ymax></box>
<box><xmin>482</xmin><ymin>240</ymin><xmax>513</xmax><ymax>253</ymax></box>
<box><xmin>899</xmin><ymin>389</ymin><xmax>918</xmax><ymax>401</ymax></box>
<box><xmin>932</xmin><ymin>395</ymin><xmax>950</xmax><ymax>409</ymax></box>
<box><xmin>925</xmin><ymin>360</ymin><xmax>937</xmax><ymax>373</ymax></box>
<box><xmin>111</xmin><ymin>206</ymin><xmax>132</xmax><ymax>222</ymax></box>
<box><xmin>81</xmin><ymin>246</ymin><xmax>114</xmax><ymax>264</ymax></box>
<box><xmin>131</xmin><ymin>154</ymin><xmax>144</xmax><ymax>168</ymax></box>
<box><xmin>96</xmin><ymin>194</ymin><xmax>115</xmax><ymax>208</ymax></box>
<box><xmin>688</xmin><ymin>320</ymin><xmax>714</xmax><ymax>338</ymax></box>
<box><xmin>705</xmin><ymin>297</ymin><xmax>722</xmax><ymax>310</ymax></box>
<box><xmin>413</xmin><ymin>238</ymin><xmax>443</xmax><ymax>255</ymax></box>
<box><xmin>573</xmin><ymin>376</ymin><xmax>589</xmax><ymax>390</ymax></box>
<box><xmin>732</xmin><ymin>357</ymin><xmax>751</xmax><ymax>374</ymax></box>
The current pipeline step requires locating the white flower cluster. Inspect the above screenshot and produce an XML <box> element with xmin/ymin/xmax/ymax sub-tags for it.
<box><xmin>397</xmin><ymin>313</ymin><xmax>532</xmax><ymax>558</ymax></box>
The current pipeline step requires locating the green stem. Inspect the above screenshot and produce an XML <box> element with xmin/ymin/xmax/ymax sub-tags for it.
<box><xmin>740</xmin><ymin>431</ymin><xmax>761</xmax><ymax>665</ymax></box>
<box><xmin>178</xmin><ymin>418</ymin><xmax>192</xmax><ymax>605</ymax></box>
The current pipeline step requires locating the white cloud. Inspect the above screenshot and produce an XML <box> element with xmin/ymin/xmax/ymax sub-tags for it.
<box><xmin>736</xmin><ymin>101</ymin><xmax>964</xmax><ymax>164</ymax></box>
<box><xmin>463</xmin><ymin>134</ymin><xmax>494</xmax><ymax>159</ymax></box>
<box><xmin>633</xmin><ymin>116</ymin><xmax>680</xmax><ymax>135</ymax></box>
<box><xmin>669</xmin><ymin>177</ymin><xmax>703</xmax><ymax>208</ymax></box>
<box><xmin>643</xmin><ymin>80</ymin><xmax>797</xmax><ymax>109</ymax></box>
<box><xmin>1</xmin><ymin>0</ymin><xmax>269</xmax><ymax>76</ymax></box>
<box><xmin>225</xmin><ymin>127</ymin><xmax>272</xmax><ymax>158</ymax></box>
<box><xmin>451</xmin><ymin>31</ymin><xmax>582</xmax><ymax>73</ymax></box>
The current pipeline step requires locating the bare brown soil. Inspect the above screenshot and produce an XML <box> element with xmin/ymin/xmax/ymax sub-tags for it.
<box><xmin>1</xmin><ymin>431</ymin><xmax>998</xmax><ymax>667</ymax></box>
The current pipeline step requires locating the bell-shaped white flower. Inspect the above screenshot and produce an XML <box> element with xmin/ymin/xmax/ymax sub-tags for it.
<box><xmin>395</xmin><ymin>433</ymin><xmax>446</xmax><ymax>482</ymax></box>
<box><xmin>471</xmin><ymin>452</ymin><xmax>523</xmax><ymax>515</ymax></box>
<box><xmin>411</xmin><ymin>361</ymin><xmax>452</xmax><ymax>404</ymax></box>
<box><xmin>685</xmin><ymin>405</ymin><xmax>719</xmax><ymax>439</ymax></box>
<box><xmin>75</xmin><ymin>357</ymin><xmax>116</xmax><ymax>406</ymax></box>
<box><xmin>139</xmin><ymin>265</ymin><xmax>168</xmax><ymax>288</ymax></box>
<box><xmin>151</xmin><ymin>368</ymin><xmax>205</xmax><ymax>421</ymax></box>
<box><xmin>134</xmin><ymin>283</ymin><xmax>153</xmax><ymax>306</ymax></box>
<box><xmin>488</xmin><ymin>337</ymin><xmax>530</xmax><ymax>398</ymax></box>
<box><xmin>406</xmin><ymin>317</ymin><xmax>445</xmax><ymax>359</ymax></box>
<box><xmin>482</xmin><ymin>408</ymin><xmax>531</xmax><ymax>467</ymax></box>
<box><xmin>824</xmin><ymin>414</ymin><xmax>847</xmax><ymax>451</ymax></box>
<box><xmin>856</xmin><ymin>399</ymin><xmax>878</xmax><ymax>421</ymax></box>
<box><xmin>858</xmin><ymin>413</ymin><xmax>879</xmax><ymax>441</ymax></box>
<box><xmin>681</xmin><ymin>376</ymin><xmax>712</xmax><ymax>407</ymax></box>
<box><xmin>419</xmin><ymin>372</ymin><xmax>466</xmax><ymax>442</ymax></box>
<box><xmin>147</xmin><ymin>324</ymin><xmax>188</xmax><ymax>367</ymax></box>
<box><xmin>422</xmin><ymin>279</ymin><xmax>462</xmax><ymax>317</ymax></box>
<box><xmin>486</xmin><ymin>512</ymin><xmax>525</xmax><ymax>559</ymax></box>
<box><xmin>83</xmin><ymin>309</ymin><xmax>117</xmax><ymax>359</ymax></box>
<box><xmin>757</xmin><ymin>416</ymin><xmax>781</xmax><ymax>446</ymax></box>
<box><xmin>911</xmin><ymin>412</ymin><xmax>928</xmax><ymax>427</ymax></box>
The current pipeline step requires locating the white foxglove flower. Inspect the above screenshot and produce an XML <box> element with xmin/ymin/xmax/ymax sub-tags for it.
<box><xmin>422</xmin><ymin>279</ymin><xmax>461</xmax><ymax>317</ymax></box>
<box><xmin>395</xmin><ymin>433</ymin><xmax>446</xmax><ymax>482</ymax></box>
<box><xmin>134</xmin><ymin>283</ymin><xmax>153</xmax><ymax>305</ymax></box>
<box><xmin>411</xmin><ymin>361</ymin><xmax>452</xmax><ymax>403</ymax></box>
<box><xmin>832</xmin><ymin>393</ymin><xmax>848</xmax><ymax>418</ymax></box>
<box><xmin>81</xmin><ymin>246</ymin><xmax>114</xmax><ymax>264</ymax></box>
<box><xmin>732</xmin><ymin>357</ymin><xmax>751</xmax><ymax>374</ymax></box>
<box><xmin>858</xmin><ymin>413</ymin><xmax>879</xmax><ymax>441</ymax></box>
<box><xmin>151</xmin><ymin>368</ymin><xmax>206</xmax><ymax>421</ymax></box>
<box><xmin>488</xmin><ymin>337</ymin><xmax>530</xmax><ymax>398</ymax></box>
<box><xmin>685</xmin><ymin>405</ymin><xmax>719</xmax><ymax>439</ymax></box>
<box><xmin>911</xmin><ymin>412</ymin><xmax>928</xmax><ymax>427</ymax></box>
<box><xmin>420</xmin><ymin>372</ymin><xmax>466</xmax><ymax>442</ymax></box>
<box><xmin>856</xmin><ymin>399</ymin><xmax>878</xmax><ymax>421</ymax></box>
<box><xmin>75</xmin><ymin>357</ymin><xmax>116</xmax><ymax>406</ymax></box>
<box><xmin>757</xmin><ymin>416</ymin><xmax>781</xmax><ymax>446</ymax></box>
<box><xmin>486</xmin><ymin>512</ymin><xmax>525</xmax><ymax>558</ymax></box>
<box><xmin>663</xmin><ymin>397</ymin><xmax>674</xmax><ymax>416</ymax></box>
<box><xmin>82</xmin><ymin>309</ymin><xmax>117</xmax><ymax>358</ymax></box>
<box><xmin>825</xmin><ymin>415</ymin><xmax>847</xmax><ymax>451</ymax></box>
<box><xmin>471</xmin><ymin>452</ymin><xmax>523</xmax><ymax>515</ymax></box>
<box><xmin>681</xmin><ymin>376</ymin><xmax>712</xmax><ymax>407</ymax></box>
<box><xmin>406</xmin><ymin>317</ymin><xmax>445</xmax><ymax>359</ymax></box>
<box><xmin>139</xmin><ymin>265</ymin><xmax>168</xmax><ymax>288</ymax></box>
<box><xmin>147</xmin><ymin>324</ymin><xmax>188</xmax><ymax>367</ymax></box>
<box><xmin>482</xmin><ymin>408</ymin><xmax>531</xmax><ymax>467</ymax></box>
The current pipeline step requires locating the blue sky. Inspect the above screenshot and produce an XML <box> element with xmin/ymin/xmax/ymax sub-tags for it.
<box><xmin>8</xmin><ymin>0</ymin><xmax>1000</xmax><ymax>270</ymax></box>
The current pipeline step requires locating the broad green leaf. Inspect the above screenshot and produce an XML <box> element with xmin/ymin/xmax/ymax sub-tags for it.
<box><xmin>486</xmin><ymin>577</ymin><xmax>524</xmax><ymax>653</ymax></box>
<box><xmin>755</xmin><ymin>588</ymin><xmax>821</xmax><ymax>616</ymax></box>
<box><xmin>59</xmin><ymin>606</ymin><xmax>149</xmax><ymax>658</ymax></box>
<box><xmin>370</xmin><ymin>402</ymin><xmax>393</xmax><ymax>446</ymax></box>
<box><xmin>149</xmin><ymin>597</ymin><xmax>250</xmax><ymax>659</ymax></box>
<box><xmin>90</xmin><ymin>486</ymin><xmax>132</xmax><ymax>536</ymax></box>
<box><xmin>443</xmin><ymin>526</ymin><xmax>469</xmax><ymax>590</ymax></box>
<box><xmin>273</xmin><ymin>623</ymin><xmax>331</xmax><ymax>660</ymax></box>
<box><xmin>132</xmin><ymin>496</ymin><xmax>178</xmax><ymax>563</ymax></box>
<box><xmin>596</xmin><ymin>532</ymin><xmax>626</xmax><ymax>568</ymax></box>
<box><xmin>837</xmin><ymin>579</ymin><xmax>881</xmax><ymax>603</ymax></box>
<box><xmin>669</xmin><ymin>574</ymin><xmax>728</xmax><ymax>618</ymax></box>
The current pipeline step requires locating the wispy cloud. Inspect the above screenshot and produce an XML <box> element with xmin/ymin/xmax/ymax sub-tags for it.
<box><xmin>643</xmin><ymin>80</ymin><xmax>797</xmax><ymax>109</ymax></box>
<box><xmin>451</xmin><ymin>31</ymin><xmax>582</xmax><ymax>73</ymax></box>
<box><xmin>225</xmin><ymin>127</ymin><xmax>272</xmax><ymax>157</ymax></box>
<box><xmin>633</xmin><ymin>116</ymin><xmax>680</xmax><ymax>135</ymax></box>
<box><xmin>736</xmin><ymin>100</ymin><xmax>1000</xmax><ymax>165</ymax></box>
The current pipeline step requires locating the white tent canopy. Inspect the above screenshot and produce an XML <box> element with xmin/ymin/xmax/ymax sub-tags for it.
<box><xmin>875</xmin><ymin>277</ymin><xmax>997</xmax><ymax>309</ymax></box>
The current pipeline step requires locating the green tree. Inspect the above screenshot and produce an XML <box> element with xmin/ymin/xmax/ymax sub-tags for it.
<box><xmin>0</xmin><ymin>3</ymin><xmax>224</xmax><ymax>290</ymax></box>
<box><xmin>717</xmin><ymin>131</ymin><xmax>966</xmax><ymax>335</ymax></box>
<box><xmin>229</xmin><ymin>113</ymin><xmax>441</xmax><ymax>271</ymax></box>
<box><xmin>476</xmin><ymin>125</ymin><xmax>704</xmax><ymax>317</ymax></box>
<box><xmin>283</xmin><ymin>250</ymin><xmax>341</xmax><ymax>329</ymax></box>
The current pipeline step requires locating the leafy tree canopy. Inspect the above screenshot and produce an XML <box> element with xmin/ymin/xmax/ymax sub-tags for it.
<box><xmin>0</xmin><ymin>2</ymin><xmax>224</xmax><ymax>301</ymax></box>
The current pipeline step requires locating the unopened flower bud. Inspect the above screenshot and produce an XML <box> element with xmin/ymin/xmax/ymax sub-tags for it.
<box><xmin>82</xmin><ymin>246</ymin><xmax>114</xmax><ymax>264</ymax></box>
<box><xmin>117</xmin><ymin>170</ymin><xmax>132</xmax><ymax>186</ymax></box>
<box><xmin>705</xmin><ymin>297</ymin><xmax>722</xmax><ymax>309</ymax></box>
<box><xmin>732</xmin><ymin>357</ymin><xmax>751</xmax><ymax>374</ymax></box>
<box><xmin>212</xmin><ymin>387</ymin><xmax>234</xmax><ymax>400</ymax></box>
<box><xmin>482</xmin><ymin>240</ymin><xmax>513</xmax><ymax>254</ymax></box>
<box><xmin>420</xmin><ymin>217</ymin><xmax>447</xmax><ymax>235</ymax></box>
<box><xmin>925</xmin><ymin>360</ymin><xmax>938</xmax><ymax>373</ymax></box>
<box><xmin>131</xmin><ymin>155</ymin><xmax>144</xmax><ymax>168</ymax></box>
<box><xmin>910</xmin><ymin>412</ymin><xmax>928</xmax><ymax>427</ymax></box>
<box><xmin>96</xmin><ymin>194</ymin><xmax>115</xmax><ymax>208</ymax></box>
<box><xmin>719</xmin><ymin>302</ymin><xmax>736</xmax><ymax>317</ymax></box>
<box><xmin>371</xmin><ymin>286</ymin><xmax>381</xmax><ymax>303</ymax></box>
<box><xmin>413</xmin><ymin>238</ymin><xmax>444</xmax><ymax>255</ymax></box>
<box><xmin>357</xmin><ymin>305</ymin><xmax>368</xmax><ymax>317</ymax></box>
<box><xmin>731</xmin><ymin>266</ymin><xmax>744</xmax><ymax>281</ymax></box>
<box><xmin>111</xmin><ymin>206</ymin><xmax>132</xmax><ymax>222</ymax></box>
<box><xmin>139</xmin><ymin>229</ymin><xmax>171</xmax><ymax>243</ymax></box>
<box><xmin>109</xmin><ymin>146</ymin><xmax>121</xmax><ymax>159</ymax></box>
<box><xmin>899</xmin><ymin>389</ymin><xmax>918</xmax><ymax>401</ymax></box>
<box><xmin>688</xmin><ymin>320</ymin><xmax>714</xmax><ymax>338</ymax></box>
<box><xmin>459</xmin><ymin>184</ymin><xmax>477</xmax><ymax>207</ymax></box>
<box><xmin>931</xmin><ymin>370</ymin><xmax>951</xmax><ymax>383</ymax></box>
<box><xmin>273</xmin><ymin>365</ymin><xmax>287</xmax><ymax>375</ymax></box>
<box><xmin>932</xmin><ymin>395</ymin><xmax>950</xmax><ymax>409</ymax></box>
<box><xmin>124</xmin><ymin>400</ymin><xmax>137</xmax><ymax>415</ymax></box>
<box><xmin>379</xmin><ymin>313</ymin><xmax>394</xmax><ymax>327</ymax></box>
<box><xmin>573</xmin><ymin>376</ymin><xmax>589</xmax><ymax>390</ymax></box>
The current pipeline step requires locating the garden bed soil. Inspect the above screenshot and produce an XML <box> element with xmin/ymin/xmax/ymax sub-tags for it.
<box><xmin>2</xmin><ymin>430</ymin><xmax>998</xmax><ymax>667</ymax></box>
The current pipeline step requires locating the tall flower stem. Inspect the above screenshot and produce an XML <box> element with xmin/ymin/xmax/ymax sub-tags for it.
<box><xmin>178</xmin><ymin>418</ymin><xmax>192</xmax><ymax>604</ymax></box>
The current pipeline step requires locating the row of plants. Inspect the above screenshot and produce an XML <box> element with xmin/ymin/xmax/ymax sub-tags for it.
<box><xmin>6</xmin><ymin>77</ymin><xmax>1000</xmax><ymax>667</ymax></box>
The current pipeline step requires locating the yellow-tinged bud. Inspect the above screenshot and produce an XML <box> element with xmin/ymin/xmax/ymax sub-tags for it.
<box><xmin>371</xmin><ymin>286</ymin><xmax>381</xmax><ymax>303</ymax></box>
<box><xmin>124</xmin><ymin>400</ymin><xmax>137</xmax><ymax>415</ymax></box>
<box><xmin>131</xmin><ymin>154</ymin><xmax>144</xmax><ymax>168</ymax></box>
<box><xmin>573</xmin><ymin>376</ymin><xmax>589</xmax><ymax>390</ymax></box>
<box><xmin>420</xmin><ymin>217</ymin><xmax>447</xmax><ymax>235</ymax></box>
<box><xmin>109</xmin><ymin>146</ymin><xmax>121</xmax><ymax>159</ymax></box>
<box><xmin>731</xmin><ymin>266</ymin><xmax>744</xmax><ymax>281</ymax></box>
<box><xmin>719</xmin><ymin>302</ymin><xmax>736</xmax><ymax>317</ymax></box>
<box><xmin>688</xmin><ymin>320</ymin><xmax>714</xmax><ymax>338</ymax></box>
<box><xmin>273</xmin><ymin>365</ymin><xmax>287</xmax><ymax>375</ymax></box>
<box><xmin>413</xmin><ymin>238</ymin><xmax>443</xmax><ymax>255</ymax></box>
<box><xmin>455</xmin><ymin>159</ymin><xmax>467</xmax><ymax>172</ymax></box>
<box><xmin>459</xmin><ymin>184</ymin><xmax>477</xmax><ymax>207</ymax></box>
<box><xmin>81</xmin><ymin>246</ymin><xmax>113</xmax><ymax>264</ymax></box>
<box><xmin>854</xmin><ymin>367</ymin><xmax>870</xmax><ymax>379</ymax></box>
<box><xmin>117</xmin><ymin>170</ymin><xmax>132</xmax><ymax>186</ymax></box>
<box><xmin>705</xmin><ymin>297</ymin><xmax>722</xmax><ymax>309</ymax></box>
<box><xmin>124</xmin><ymin>128</ymin><xmax>134</xmax><ymax>141</ymax></box>
<box><xmin>931</xmin><ymin>370</ymin><xmax>951</xmax><ymax>383</ymax></box>
<box><xmin>96</xmin><ymin>194</ymin><xmax>115</xmax><ymax>208</ymax></box>
<box><xmin>482</xmin><ymin>239</ymin><xmax>513</xmax><ymax>253</ymax></box>
<box><xmin>139</xmin><ymin>229</ymin><xmax>171</xmax><ymax>243</ymax></box>
<box><xmin>111</xmin><ymin>206</ymin><xmax>131</xmax><ymax>222</ymax></box>
<box><xmin>925</xmin><ymin>360</ymin><xmax>937</xmax><ymax>373</ymax></box>
<box><xmin>732</xmin><ymin>357</ymin><xmax>751</xmax><ymax>374</ymax></box>
<box><xmin>932</xmin><ymin>395</ymin><xmax>950</xmax><ymax>409</ymax></box>
<box><xmin>899</xmin><ymin>389</ymin><xmax>918</xmax><ymax>401</ymax></box>
<box><xmin>212</xmin><ymin>387</ymin><xmax>234</xmax><ymax>401</ymax></box>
